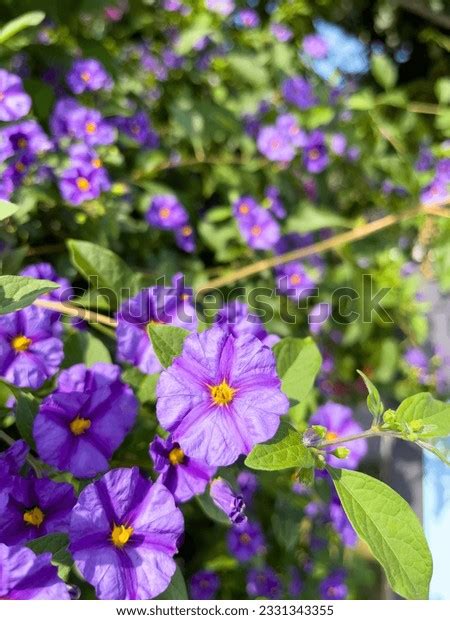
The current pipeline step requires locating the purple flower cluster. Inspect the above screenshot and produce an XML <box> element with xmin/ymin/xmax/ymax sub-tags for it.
<box><xmin>233</xmin><ymin>193</ymin><xmax>282</xmax><ymax>250</ymax></box>
<box><xmin>420</xmin><ymin>157</ymin><xmax>449</xmax><ymax>204</ymax></box>
<box><xmin>146</xmin><ymin>195</ymin><xmax>196</xmax><ymax>253</ymax></box>
<box><xmin>66</xmin><ymin>59</ymin><xmax>113</xmax><ymax>94</ymax></box>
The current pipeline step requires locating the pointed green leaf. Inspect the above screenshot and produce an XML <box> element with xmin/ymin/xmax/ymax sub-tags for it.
<box><xmin>330</xmin><ymin>468</ymin><xmax>432</xmax><ymax>600</ymax></box>
<box><xmin>27</xmin><ymin>533</ymin><xmax>73</xmax><ymax>580</ymax></box>
<box><xmin>395</xmin><ymin>392</ymin><xmax>450</xmax><ymax>438</ymax></box>
<box><xmin>274</xmin><ymin>337</ymin><xmax>322</xmax><ymax>403</ymax></box>
<box><xmin>157</xmin><ymin>565</ymin><xmax>188</xmax><ymax>600</ymax></box>
<box><xmin>0</xmin><ymin>275</ymin><xmax>59</xmax><ymax>314</ymax></box>
<box><xmin>147</xmin><ymin>324</ymin><xmax>189</xmax><ymax>368</ymax></box>
<box><xmin>245</xmin><ymin>421</ymin><xmax>314</xmax><ymax>471</ymax></box>
<box><xmin>357</xmin><ymin>369</ymin><xmax>384</xmax><ymax>418</ymax></box>
<box><xmin>0</xmin><ymin>11</ymin><xmax>45</xmax><ymax>45</ymax></box>
<box><xmin>0</xmin><ymin>200</ymin><xmax>19</xmax><ymax>221</ymax></box>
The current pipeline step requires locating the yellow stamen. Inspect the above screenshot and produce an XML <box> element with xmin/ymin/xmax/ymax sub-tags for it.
<box><xmin>76</xmin><ymin>177</ymin><xmax>91</xmax><ymax>191</ymax></box>
<box><xmin>181</xmin><ymin>225</ymin><xmax>192</xmax><ymax>237</ymax></box>
<box><xmin>289</xmin><ymin>273</ymin><xmax>302</xmax><ymax>285</ymax></box>
<box><xmin>209</xmin><ymin>380</ymin><xmax>236</xmax><ymax>406</ymax></box>
<box><xmin>92</xmin><ymin>158</ymin><xmax>102</xmax><ymax>169</ymax></box>
<box><xmin>250</xmin><ymin>225</ymin><xmax>262</xmax><ymax>237</ymax></box>
<box><xmin>11</xmin><ymin>335</ymin><xmax>32</xmax><ymax>352</ymax></box>
<box><xmin>179</xmin><ymin>293</ymin><xmax>189</xmax><ymax>301</ymax></box>
<box><xmin>81</xmin><ymin>71</ymin><xmax>91</xmax><ymax>82</ymax></box>
<box><xmin>159</xmin><ymin>207</ymin><xmax>170</xmax><ymax>219</ymax></box>
<box><xmin>239</xmin><ymin>203</ymin><xmax>250</xmax><ymax>215</ymax></box>
<box><xmin>240</xmin><ymin>533</ymin><xmax>251</xmax><ymax>544</ymax></box>
<box><xmin>168</xmin><ymin>447</ymin><xmax>185</xmax><ymax>466</ymax></box>
<box><xmin>23</xmin><ymin>507</ymin><xmax>45</xmax><ymax>527</ymax></box>
<box><xmin>326</xmin><ymin>431</ymin><xmax>338</xmax><ymax>441</ymax></box>
<box><xmin>15</xmin><ymin>161</ymin><xmax>26</xmax><ymax>173</ymax></box>
<box><xmin>69</xmin><ymin>416</ymin><xmax>91</xmax><ymax>436</ymax></box>
<box><xmin>85</xmin><ymin>121</ymin><xmax>97</xmax><ymax>134</ymax></box>
<box><xmin>17</xmin><ymin>138</ymin><xmax>28</xmax><ymax>149</ymax></box>
<box><xmin>111</xmin><ymin>524</ymin><xmax>133</xmax><ymax>548</ymax></box>
<box><xmin>131</xmin><ymin>124</ymin><xmax>140</xmax><ymax>135</ymax></box>
<box><xmin>309</xmin><ymin>148</ymin><xmax>320</xmax><ymax>160</ymax></box>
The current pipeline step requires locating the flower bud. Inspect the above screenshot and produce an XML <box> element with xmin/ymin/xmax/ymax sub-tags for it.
<box><xmin>331</xmin><ymin>447</ymin><xmax>350</xmax><ymax>460</ymax></box>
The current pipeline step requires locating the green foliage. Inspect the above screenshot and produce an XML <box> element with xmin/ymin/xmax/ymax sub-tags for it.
<box><xmin>0</xmin><ymin>11</ymin><xmax>45</xmax><ymax>45</ymax></box>
<box><xmin>63</xmin><ymin>331</ymin><xmax>112</xmax><ymax>367</ymax></box>
<box><xmin>27</xmin><ymin>534</ymin><xmax>73</xmax><ymax>581</ymax></box>
<box><xmin>147</xmin><ymin>324</ymin><xmax>190</xmax><ymax>368</ymax></box>
<box><xmin>157</xmin><ymin>566</ymin><xmax>188</xmax><ymax>600</ymax></box>
<box><xmin>371</xmin><ymin>54</ymin><xmax>398</xmax><ymax>90</ymax></box>
<box><xmin>0</xmin><ymin>275</ymin><xmax>59</xmax><ymax>314</ymax></box>
<box><xmin>330</xmin><ymin>468</ymin><xmax>432</xmax><ymax>600</ymax></box>
<box><xmin>274</xmin><ymin>337</ymin><xmax>322</xmax><ymax>403</ymax></box>
<box><xmin>357</xmin><ymin>370</ymin><xmax>384</xmax><ymax>419</ymax></box>
<box><xmin>0</xmin><ymin>200</ymin><xmax>19</xmax><ymax>221</ymax></box>
<box><xmin>394</xmin><ymin>392</ymin><xmax>450</xmax><ymax>438</ymax></box>
<box><xmin>245</xmin><ymin>420</ymin><xmax>314</xmax><ymax>471</ymax></box>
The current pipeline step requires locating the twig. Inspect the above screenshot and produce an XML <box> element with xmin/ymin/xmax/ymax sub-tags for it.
<box><xmin>33</xmin><ymin>298</ymin><xmax>117</xmax><ymax>327</ymax></box>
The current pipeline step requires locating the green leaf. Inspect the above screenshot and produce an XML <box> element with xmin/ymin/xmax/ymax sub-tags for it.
<box><xmin>357</xmin><ymin>370</ymin><xmax>384</xmax><ymax>419</ymax></box>
<box><xmin>435</xmin><ymin>77</ymin><xmax>450</xmax><ymax>104</ymax></box>
<box><xmin>330</xmin><ymin>468</ymin><xmax>432</xmax><ymax>600</ymax></box>
<box><xmin>245</xmin><ymin>421</ymin><xmax>314</xmax><ymax>471</ymax></box>
<box><xmin>196</xmin><ymin>491</ymin><xmax>231</xmax><ymax>525</ymax></box>
<box><xmin>157</xmin><ymin>565</ymin><xmax>188</xmax><ymax>600</ymax></box>
<box><xmin>0</xmin><ymin>275</ymin><xmax>59</xmax><ymax>315</ymax></box>
<box><xmin>0</xmin><ymin>200</ymin><xmax>19</xmax><ymax>221</ymax></box>
<box><xmin>15</xmin><ymin>392</ymin><xmax>40</xmax><ymax>447</ymax></box>
<box><xmin>67</xmin><ymin>239</ymin><xmax>140</xmax><ymax>309</ymax></box>
<box><xmin>175</xmin><ymin>14</ymin><xmax>214</xmax><ymax>55</ymax></box>
<box><xmin>63</xmin><ymin>331</ymin><xmax>112</xmax><ymax>368</ymax></box>
<box><xmin>0</xmin><ymin>11</ymin><xmax>45</xmax><ymax>45</ymax></box>
<box><xmin>371</xmin><ymin>54</ymin><xmax>398</xmax><ymax>90</ymax></box>
<box><xmin>287</xmin><ymin>204</ymin><xmax>351</xmax><ymax>233</ymax></box>
<box><xmin>273</xmin><ymin>337</ymin><xmax>322</xmax><ymax>403</ymax></box>
<box><xmin>27</xmin><ymin>533</ymin><xmax>73</xmax><ymax>580</ymax></box>
<box><xmin>395</xmin><ymin>393</ymin><xmax>450</xmax><ymax>438</ymax></box>
<box><xmin>147</xmin><ymin>324</ymin><xmax>189</xmax><ymax>368</ymax></box>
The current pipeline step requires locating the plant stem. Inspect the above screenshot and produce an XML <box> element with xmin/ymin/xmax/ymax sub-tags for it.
<box><xmin>33</xmin><ymin>298</ymin><xmax>117</xmax><ymax>328</ymax></box>
<box><xmin>318</xmin><ymin>429</ymin><xmax>382</xmax><ymax>448</ymax></box>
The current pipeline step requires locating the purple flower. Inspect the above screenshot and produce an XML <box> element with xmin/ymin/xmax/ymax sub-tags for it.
<box><xmin>20</xmin><ymin>262</ymin><xmax>73</xmax><ymax>304</ymax></box>
<box><xmin>0</xmin><ymin>306</ymin><xmax>63</xmax><ymax>389</ymax></box>
<box><xmin>330</xmin><ymin>133</ymin><xmax>347</xmax><ymax>156</ymax></box>
<box><xmin>68</xmin><ymin>144</ymin><xmax>111</xmax><ymax>191</ymax></box>
<box><xmin>66</xmin><ymin>58</ymin><xmax>113</xmax><ymax>94</ymax></box>
<box><xmin>320</xmin><ymin>570</ymin><xmax>348</xmax><ymax>600</ymax></box>
<box><xmin>66</xmin><ymin>106</ymin><xmax>116</xmax><ymax>146</ymax></box>
<box><xmin>232</xmin><ymin>195</ymin><xmax>259</xmax><ymax>220</ymax></box>
<box><xmin>149</xmin><ymin>435</ymin><xmax>216</xmax><ymax>503</ymax></box>
<box><xmin>421</xmin><ymin>179</ymin><xmax>448</xmax><ymax>204</ymax></box>
<box><xmin>175</xmin><ymin>224</ymin><xmax>196</xmax><ymax>253</ymax></box>
<box><xmin>210</xmin><ymin>477</ymin><xmax>246</xmax><ymax>524</ymax></box>
<box><xmin>263</xmin><ymin>186</ymin><xmax>286</xmax><ymax>219</ymax></box>
<box><xmin>257</xmin><ymin>125</ymin><xmax>295</xmax><ymax>163</ymax></box>
<box><xmin>0</xmin><ymin>440</ymin><xmax>28</xmax><ymax>493</ymax></box>
<box><xmin>227</xmin><ymin>520</ymin><xmax>265</xmax><ymax>561</ymax></box>
<box><xmin>114</xmin><ymin>111</ymin><xmax>159</xmax><ymax>148</ymax></box>
<box><xmin>303</xmin><ymin>34</ymin><xmax>329</xmax><ymax>59</ymax></box>
<box><xmin>282</xmin><ymin>76</ymin><xmax>317</xmax><ymax>110</ymax></box>
<box><xmin>404</xmin><ymin>347</ymin><xmax>429</xmax><ymax>383</ymax></box>
<box><xmin>116</xmin><ymin>283</ymin><xmax>197</xmax><ymax>374</ymax></box>
<box><xmin>0</xmin><ymin>543</ymin><xmax>70</xmax><ymax>599</ymax></box>
<box><xmin>58</xmin><ymin>164</ymin><xmax>104</xmax><ymax>205</ymax></box>
<box><xmin>189</xmin><ymin>570</ymin><xmax>220</xmax><ymax>600</ymax></box>
<box><xmin>0</xmin><ymin>121</ymin><xmax>52</xmax><ymax>164</ymax></box>
<box><xmin>69</xmin><ymin>467</ymin><xmax>184</xmax><ymax>600</ymax></box>
<box><xmin>329</xmin><ymin>494</ymin><xmax>357</xmax><ymax>547</ymax></box>
<box><xmin>304</xmin><ymin>131</ymin><xmax>328</xmax><ymax>173</ymax></box>
<box><xmin>0</xmin><ymin>476</ymin><xmax>75</xmax><ymax>545</ymax></box>
<box><xmin>237</xmin><ymin>206</ymin><xmax>281</xmax><ymax>251</ymax></box>
<box><xmin>237</xmin><ymin>471</ymin><xmax>258</xmax><ymax>505</ymax></box>
<box><xmin>276</xmin><ymin>113</ymin><xmax>307</xmax><ymax>148</ymax></box>
<box><xmin>157</xmin><ymin>328</ymin><xmax>289</xmax><ymax>466</ymax></box>
<box><xmin>415</xmin><ymin>148</ymin><xmax>434</xmax><ymax>172</ymax></box>
<box><xmin>308</xmin><ymin>302</ymin><xmax>331</xmax><ymax>335</ymax></box>
<box><xmin>309</xmin><ymin>403</ymin><xmax>367</xmax><ymax>469</ymax></box>
<box><xmin>437</xmin><ymin>158</ymin><xmax>450</xmax><ymax>182</ymax></box>
<box><xmin>235</xmin><ymin>9</ymin><xmax>260</xmax><ymax>28</ymax></box>
<box><xmin>34</xmin><ymin>363</ymin><xmax>138</xmax><ymax>478</ymax></box>
<box><xmin>275</xmin><ymin>262</ymin><xmax>316</xmax><ymax>301</ymax></box>
<box><xmin>50</xmin><ymin>98</ymin><xmax>81</xmax><ymax>140</ymax></box>
<box><xmin>247</xmin><ymin>567</ymin><xmax>282</xmax><ymax>599</ymax></box>
<box><xmin>146</xmin><ymin>194</ymin><xmax>189</xmax><ymax>230</ymax></box>
<box><xmin>0</xmin><ymin>70</ymin><xmax>31</xmax><ymax>121</ymax></box>
<box><xmin>270</xmin><ymin>22</ymin><xmax>293</xmax><ymax>43</ymax></box>
<box><xmin>205</xmin><ymin>0</ymin><xmax>234</xmax><ymax>16</ymax></box>
<box><xmin>214</xmin><ymin>300</ymin><xmax>278</xmax><ymax>348</ymax></box>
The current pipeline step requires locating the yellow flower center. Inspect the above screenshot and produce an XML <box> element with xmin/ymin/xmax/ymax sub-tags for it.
<box><xmin>81</xmin><ymin>71</ymin><xmax>91</xmax><ymax>82</ymax></box>
<box><xmin>240</xmin><ymin>533</ymin><xmax>251</xmax><ymax>544</ymax></box>
<box><xmin>289</xmin><ymin>273</ymin><xmax>302</xmax><ymax>285</ymax></box>
<box><xmin>159</xmin><ymin>207</ymin><xmax>171</xmax><ymax>219</ymax></box>
<box><xmin>70</xmin><ymin>416</ymin><xmax>91</xmax><ymax>436</ymax></box>
<box><xmin>326</xmin><ymin>431</ymin><xmax>338</xmax><ymax>441</ymax></box>
<box><xmin>239</xmin><ymin>203</ymin><xmax>250</xmax><ymax>215</ymax></box>
<box><xmin>15</xmin><ymin>161</ymin><xmax>26</xmax><ymax>173</ymax></box>
<box><xmin>11</xmin><ymin>335</ymin><xmax>32</xmax><ymax>352</ymax></box>
<box><xmin>111</xmin><ymin>524</ymin><xmax>134</xmax><ymax>548</ymax></box>
<box><xmin>168</xmin><ymin>447</ymin><xmax>185</xmax><ymax>466</ymax></box>
<box><xmin>0</xmin><ymin>92</ymin><xmax>4</xmax><ymax>102</ymax></box>
<box><xmin>17</xmin><ymin>138</ymin><xmax>28</xmax><ymax>149</ymax></box>
<box><xmin>76</xmin><ymin>177</ymin><xmax>91</xmax><ymax>191</ymax></box>
<box><xmin>181</xmin><ymin>225</ymin><xmax>192</xmax><ymax>237</ymax></box>
<box><xmin>309</xmin><ymin>148</ymin><xmax>320</xmax><ymax>160</ymax></box>
<box><xmin>23</xmin><ymin>507</ymin><xmax>45</xmax><ymax>527</ymax></box>
<box><xmin>209</xmin><ymin>380</ymin><xmax>236</xmax><ymax>406</ymax></box>
<box><xmin>92</xmin><ymin>157</ymin><xmax>102</xmax><ymax>169</ymax></box>
<box><xmin>131</xmin><ymin>124</ymin><xmax>140</xmax><ymax>135</ymax></box>
<box><xmin>85</xmin><ymin>121</ymin><xmax>97</xmax><ymax>134</ymax></box>
<box><xmin>250</xmin><ymin>225</ymin><xmax>262</xmax><ymax>237</ymax></box>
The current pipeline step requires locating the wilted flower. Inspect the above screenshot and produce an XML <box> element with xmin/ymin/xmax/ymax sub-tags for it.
<box><xmin>157</xmin><ymin>327</ymin><xmax>289</xmax><ymax>466</ymax></box>
<box><xmin>210</xmin><ymin>477</ymin><xmax>246</xmax><ymax>524</ymax></box>
<box><xmin>70</xmin><ymin>467</ymin><xmax>184</xmax><ymax>600</ymax></box>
